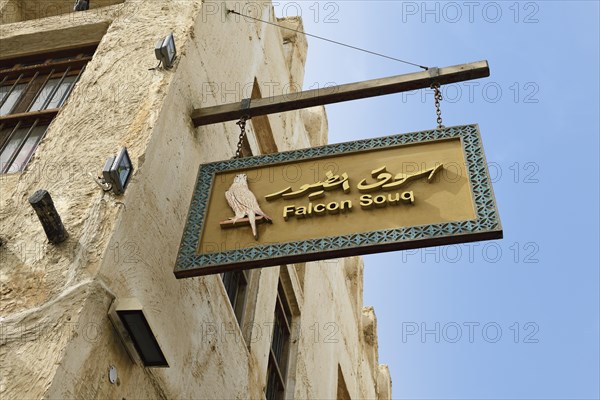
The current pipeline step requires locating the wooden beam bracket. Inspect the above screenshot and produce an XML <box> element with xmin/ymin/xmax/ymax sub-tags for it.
<box><xmin>240</xmin><ymin>98</ymin><xmax>251</xmax><ymax>112</ymax></box>
<box><xmin>428</xmin><ymin>67</ymin><xmax>440</xmax><ymax>80</ymax></box>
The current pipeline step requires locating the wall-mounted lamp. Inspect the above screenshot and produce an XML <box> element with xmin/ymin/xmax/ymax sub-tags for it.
<box><xmin>101</xmin><ymin>147</ymin><xmax>133</xmax><ymax>195</ymax></box>
<box><xmin>108</xmin><ymin>298</ymin><xmax>169</xmax><ymax>368</ymax></box>
<box><xmin>155</xmin><ymin>33</ymin><xmax>177</xmax><ymax>69</ymax></box>
<box><xmin>73</xmin><ymin>0</ymin><xmax>89</xmax><ymax>11</ymax></box>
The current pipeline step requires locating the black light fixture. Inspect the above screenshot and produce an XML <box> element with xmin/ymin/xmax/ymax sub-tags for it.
<box><xmin>108</xmin><ymin>298</ymin><xmax>169</xmax><ymax>368</ymax></box>
<box><xmin>28</xmin><ymin>190</ymin><xmax>68</xmax><ymax>244</ymax></box>
<box><xmin>154</xmin><ymin>33</ymin><xmax>177</xmax><ymax>69</ymax></box>
<box><xmin>73</xmin><ymin>0</ymin><xmax>89</xmax><ymax>11</ymax></box>
<box><xmin>102</xmin><ymin>147</ymin><xmax>133</xmax><ymax>195</ymax></box>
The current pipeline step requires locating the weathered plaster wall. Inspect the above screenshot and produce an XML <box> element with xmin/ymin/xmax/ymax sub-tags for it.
<box><xmin>0</xmin><ymin>0</ymin><xmax>21</xmax><ymax>24</ymax></box>
<box><xmin>1</xmin><ymin>1</ymin><xmax>203</xmax><ymax>397</ymax></box>
<box><xmin>0</xmin><ymin>0</ymin><xmax>124</xmax><ymax>24</ymax></box>
<box><xmin>0</xmin><ymin>1</ymin><xmax>391</xmax><ymax>399</ymax></box>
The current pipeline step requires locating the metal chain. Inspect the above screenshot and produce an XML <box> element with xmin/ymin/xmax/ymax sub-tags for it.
<box><xmin>234</xmin><ymin>116</ymin><xmax>249</xmax><ymax>158</ymax></box>
<box><xmin>431</xmin><ymin>82</ymin><xmax>444</xmax><ymax>129</ymax></box>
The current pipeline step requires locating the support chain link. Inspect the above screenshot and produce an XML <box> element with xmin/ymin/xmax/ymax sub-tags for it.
<box><xmin>234</xmin><ymin>116</ymin><xmax>249</xmax><ymax>158</ymax></box>
<box><xmin>233</xmin><ymin>84</ymin><xmax>443</xmax><ymax>156</ymax></box>
<box><xmin>431</xmin><ymin>82</ymin><xmax>444</xmax><ymax>129</ymax></box>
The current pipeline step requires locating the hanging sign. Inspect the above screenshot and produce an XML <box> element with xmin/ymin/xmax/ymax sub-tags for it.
<box><xmin>174</xmin><ymin>124</ymin><xmax>502</xmax><ymax>278</ymax></box>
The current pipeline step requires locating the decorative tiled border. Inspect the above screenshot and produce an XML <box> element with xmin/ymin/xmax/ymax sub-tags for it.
<box><xmin>174</xmin><ymin>124</ymin><xmax>502</xmax><ymax>277</ymax></box>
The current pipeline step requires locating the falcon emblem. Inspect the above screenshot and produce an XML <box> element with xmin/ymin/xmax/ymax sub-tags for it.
<box><xmin>224</xmin><ymin>174</ymin><xmax>272</xmax><ymax>239</ymax></box>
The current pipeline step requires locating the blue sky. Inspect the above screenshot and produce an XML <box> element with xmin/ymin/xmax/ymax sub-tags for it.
<box><xmin>273</xmin><ymin>2</ymin><xmax>600</xmax><ymax>399</ymax></box>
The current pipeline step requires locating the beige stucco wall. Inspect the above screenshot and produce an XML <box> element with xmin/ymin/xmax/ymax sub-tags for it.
<box><xmin>0</xmin><ymin>1</ymin><xmax>391</xmax><ymax>399</ymax></box>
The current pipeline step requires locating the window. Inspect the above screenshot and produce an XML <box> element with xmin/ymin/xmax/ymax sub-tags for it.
<box><xmin>221</xmin><ymin>269</ymin><xmax>250</xmax><ymax>326</ymax></box>
<box><xmin>294</xmin><ymin>263</ymin><xmax>306</xmax><ymax>292</ymax></box>
<box><xmin>0</xmin><ymin>45</ymin><xmax>96</xmax><ymax>174</ymax></box>
<box><xmin>0</xmin><ymin>0</ymin><xmax>125</xmax><ymax>23</ymax></box>
<box><xmin>337</xmin><ymin>365</ymin><xmax>351</xmax><ymax>400</ymax></box>
<box><xmin>266</xmin><ymin>283</ymin><xmax>293</xmax><ymax>400</ymax></box>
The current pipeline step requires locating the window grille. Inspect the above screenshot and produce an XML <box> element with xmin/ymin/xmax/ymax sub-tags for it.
<box><xmin>266</xmin><ymin>283</ymin><xmax>292</xmax><ymax>400</ymax></box>
<box><xmin>221</xmin><ymin>269</ymin><xmax>249</xmax><ymax>326</ymax></box>
<box><xmin>0</xmin><ymin>45</ymin><xmax>96</xmax><ymax>174</ymax></box>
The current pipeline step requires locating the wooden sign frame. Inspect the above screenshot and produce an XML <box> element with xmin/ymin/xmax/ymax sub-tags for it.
<box><xmin>174</xmin><ymin>124</ymin><xmax>502</xmax><ymax>278</ymax></box>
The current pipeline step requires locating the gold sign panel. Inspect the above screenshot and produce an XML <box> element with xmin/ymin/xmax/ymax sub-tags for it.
<box><xmin>175</xmin><ymin>125</ymin><xmax>502</xmax><ymax>278</ymax></box>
